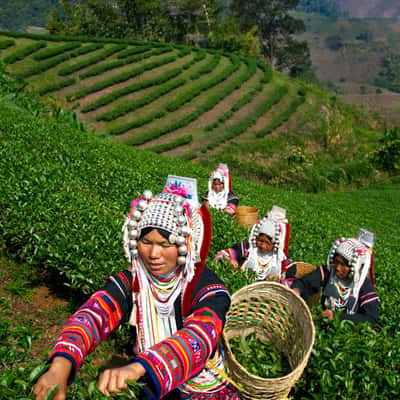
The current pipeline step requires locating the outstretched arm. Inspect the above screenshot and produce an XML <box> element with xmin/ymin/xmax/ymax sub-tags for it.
<box><xmin>33</xmin><ymin>357</ymin><xmax>72</xmax><ymax>400</ymax></box>
<box><xmin>33</xmin><ymin>271</ymin><xmax>133</xmax><ymax>398</ymax></box>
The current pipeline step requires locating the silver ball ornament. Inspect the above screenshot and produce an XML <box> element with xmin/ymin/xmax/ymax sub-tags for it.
<box><xmin>180</xmin><ymin>225</ymin><xmax>191</xmax><ymax>236</ymax></box>
<box><xmin>128</xmin><ymin>219</ymin><xmax>137</xmax><ymax>228</ymax></box>
<box><xmin>132</xmin><ymin>210</ymin><xmax>141</xmax><ymax>220</ymax></box>
<box><xmin>169</xmin><ymin>234</ymin><xmax>177</xmax><ymax>244</ymax></box>
<box><xmin>178</xmin><ymin>255</ymin><xmax>187</xmax><ymax>265</ymax></box>
<box><xmin>174</xmin><ymin>205</ymin><xmax>183</xmax><ymax>216</ymax></box>
<box><xmin>129</xmin><ymin>229</ymin><xmax>138</xmax><ymax>239</ymax></box>
<box><xmin>143</xmin><ymin>190</ymin><xmax>153</xmax><ymax>200</ymax></box>
<box><xmin>177</xmin><ymin>215</ymin><xmax>186</xmax><ymax>225</ymax></box>
<box><xmin>176</xmin><ymin>236</ymin><xmax>186</xmax><ymax>246</ymax></box>
<box><xmin>178</xmin><ymin>245</ymin><xmax>187</xmax><ymax>255</ymax></box>
<box><xmin>137</xmin><ymin>200</ymin><xmax>147</xmax><ymax>211</ymax></box>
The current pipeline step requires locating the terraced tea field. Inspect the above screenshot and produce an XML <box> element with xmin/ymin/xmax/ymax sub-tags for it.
<box><xmin>0</xmin><ymin>31</ymin><xmax>308</xmax><ymax>162</ymax></box>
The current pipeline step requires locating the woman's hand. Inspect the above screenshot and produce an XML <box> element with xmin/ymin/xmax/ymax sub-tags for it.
<box><xmin>319</xmin><ymin>309</ymin><xmax>334</xmax><ymax>321</ymax></box>
<box><xmin>97</xmin><ymin>362</ymin><xmax>146</xmax><ymax>397</ymax></box>
<box><xmin>229</xmin><ymin>260</ymin><xmax>240</xmax><ymax>270</ymax></box>
<box><xmin>33</xmin><ymin>357</ymin><xmax>72</xmax><ymax>400</ymax></box>
<box><xmin>265</xmin><ymin>274</ymin><xmax>279</xmax><ymax>282</ymax></box>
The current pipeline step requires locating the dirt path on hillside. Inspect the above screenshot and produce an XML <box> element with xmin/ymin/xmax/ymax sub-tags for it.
<box><xmin>0</xmin><ymin>252</ymin><xmax>70</xmax><ymax>357</ymax></box>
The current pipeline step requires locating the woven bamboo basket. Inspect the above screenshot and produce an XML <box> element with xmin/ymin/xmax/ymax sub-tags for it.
<box><xmin>285</xmin><ymin>262</ymin><xmax>321</xmax><ymax>307</ymax></box>
<box><xmin>236</xmin><ymin>206</ymin><xmax>259</xmax><ymax>229</ymax></box>
<box><xmin>222</xmin><ymin>281</ymin><xmax>315</xmax><ymax>400</ymax></box>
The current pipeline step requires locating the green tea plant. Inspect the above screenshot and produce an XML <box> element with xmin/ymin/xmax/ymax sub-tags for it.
<box><xmin>57</xmin><ymin>44</ymin><xmax>122</xmax><ymax>76</ymax></box>
<box><xmin>3</xmin><ymin>40</ymin><xmax>46</xmax><ymax>64</ymax></box>
<box><xmin>229</xmin><ymin>333</ymin><xmax>291</xmax><ymax>378</ymax></box>
<box><xmin>33</xmin><ymin>42</ymin><xmax>81</xmax><ymax>61</ymax></box>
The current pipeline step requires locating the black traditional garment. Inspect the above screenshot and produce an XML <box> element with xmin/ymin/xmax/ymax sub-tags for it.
<box><xmin>291</xmin><ymin>264</ymin><xmax>379</xmax><ymax>324</ymax></box>
<box><xmin>291</xmin><ymin>231</ymin><xmax>380</xmax><ymax>324</ymax></box>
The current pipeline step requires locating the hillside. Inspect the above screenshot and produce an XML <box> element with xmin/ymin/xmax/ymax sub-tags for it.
<box><xmin>337</xmin><ymin>0</ymin><xmax>400</xmax><ymax>19</ymax></box>
<box><xmin>1</xmin><ymin>30</ymin><xmax>393</xmax><ymax>192</ymax></box>
<box><xmin>0</xmin><ymin>69</ymin><xmax>399</xmax><ymax>399</ymax></box>
<box><xmin>295</xmin><ymin>12</ymin><xmax>400</xmax><ymax>125</ymax></box>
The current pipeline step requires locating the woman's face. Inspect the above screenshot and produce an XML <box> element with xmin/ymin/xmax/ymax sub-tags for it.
<box><xmin>212</xmin><ymin>179</ymin><xmax>224</xmax><ymax>193</ymax></box>
<box><xmin>333</xmin><ymin>255</ymin><xmax>351</xmax><ymax>280</ymax></box>
<box><xmin>256</xmin><ymin>234</ymin><xmax>274</xmax><ymax>254</ymax></box>
<box><xmin>138</xmin><ymin>229</ymin><xmax>179</xmax><ymax>276</ymax></box>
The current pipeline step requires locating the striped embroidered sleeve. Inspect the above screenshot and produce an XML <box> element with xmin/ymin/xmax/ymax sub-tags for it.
<box><xmin>214</xmin><ymin>248</ymin><xmax>235</xmax><ymax>262</ymax></box>
<box><xmin>134</xmin><ymin>306</ymin><xmax>225</xmax><ymax>399</ymax></box>
<box><xmin>48</xmin><ymin>270</ymin><xmax>133</xmax><ymax>380</ymax></box>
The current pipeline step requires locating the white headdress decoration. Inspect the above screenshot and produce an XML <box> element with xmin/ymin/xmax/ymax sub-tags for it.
<box><xmin>249</xmin><ymin>205</ymin><xmax>288</xmax><ymax>252</ymax></box>
<box><xmin>244</xmin><ymin>206</ymin><xmax>288</xmax><ymax>280</ymax></box>
<box><xmin>122</xmin><ymin>184</ymin><xmax>204</xmax><ymax>283</ymax></box>
<box><xmin>207</xmin><ymin>163</ymin><xmax>231</xmax><ymax>210</ymax></box>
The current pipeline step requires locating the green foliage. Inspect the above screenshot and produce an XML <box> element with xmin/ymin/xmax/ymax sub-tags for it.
<box><xmin>69</xmin><ymin>53</ymin><xmax>178</xmax><ymax>102</ymax></box>
<box><xmin>370</xmin><ymin>126</ymin><xmax>400</xmax><ymax>173</ymax></box>
<box><xmin>0</xmin><ymin>31</ymin><xmax>390</xmax><ymax>192</ymax></box>
<box><xmin>0</xmin><ymin>39</ymin><xmax>15</xmax><ymax>50</ymax></box>
<box><xmin>374</xmin><ymin>52</ymin><xmax>400</xmax><ymax>93</ymax></box>
<box><xmin>37</xmin><ymin>77</ymin><xmax>76</xmax><ymax>96</ymax></box>
<box><xmin>230</xmin><ymin>0</ymin><xmax>311</xmax><ymax>78</ymax></box>
<box><xmin>166</xmin><ymin>53</ymin><xmax>240</xmax><ymax>111</ymax></box>
<box><xmin>57</xmin><ymin>44</ymin><xmax>123</xmax><ymax>76</ymax></box>
<box><xmin>3</xmin><ymin>41</ymin><xmax>47</xmax><ymax>64</ymax></box>
<box><xmin>82</xmin><ymin>67</ymin><xmax>184</xmax><ymax>113</ymax></box>
<box><xmin>97</xmin><ymin>77</ymin><xmax>186</xmax><ymax>122</ymax></box>
<box><xmin>79</xmin><ymin>46</ymin><xmax>173</xmax><ymax>79</ymax></box>
<box><xmin>33</xmin><ymin>42</ymin><xmax>81</xmax><ymax>61</ymax></box>
<box><xmin>107</xmin><ymin>110</ymin><xmax>167</xmax><ymax>136</ymax></box>
<box><xmin>208</xmin><ymin>16</ymin><xmax>261</xmax><ymax>59</ymax></box>
<box><xmin>229</xmin><ymin>333</ymin><xmax>291</xmax><ymax>378</ymax></box>
<box><xmin>206</xmin><ymin>84</ymin><xmax>289</xmax><ymax>151</ymax></box>
<box><xmin>293</xmin><ymin>318</ymin><xmax>400</xmax><ymax>399</ymax></box>
<box><xmin>256</xmin><ymin>90</ymin><xmax>306</xmax><ymax>138</ymax></box>
<box><xmin>189</xmin><ymin>53</ymin><xmax>220</xmax><ymax>80</ymax></box>
<box><xmin>147</xmin><ymin>134</ymin><xmax>193</xmax><ymax>153</ymax></box>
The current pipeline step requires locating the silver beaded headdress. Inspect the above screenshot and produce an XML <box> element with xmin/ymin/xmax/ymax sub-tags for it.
<box><xmin>327</xmin><ymin>233</ymin><xmax>374</xmax><ymax>279</ymax></box>
<box><xmin>208</xmin><ymin>163</ymin><xmax>231</xmax><ymax>191</ymax></box>
<box><xmin>249</xmin><ymin>205</ymin><xmax>288</xmax><ymax>252</ymax></box>
<box><xmin>326</xmin><ymin>230</ymin><xmax>375</xmax><ymax>314</ymax></box>
<box><xmin>122</xmin><ymin>186</ymin><xmax>204</xmax><ymax>280</ymax></box>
